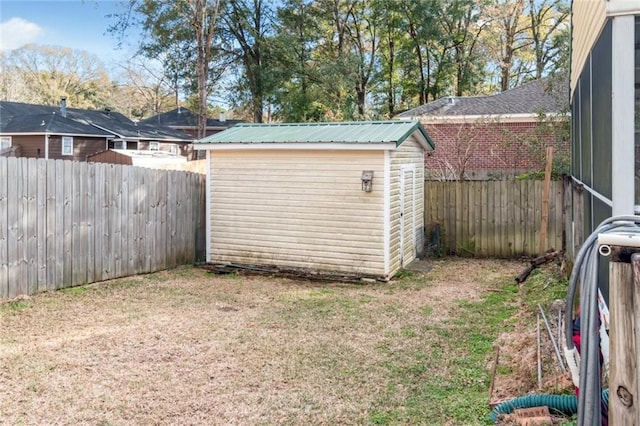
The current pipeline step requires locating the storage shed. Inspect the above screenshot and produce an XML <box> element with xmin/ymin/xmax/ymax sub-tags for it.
<box><xmin>193</xmin><ymin>121</ymin><xmax>435</xmax><ymax>280</ymax></box>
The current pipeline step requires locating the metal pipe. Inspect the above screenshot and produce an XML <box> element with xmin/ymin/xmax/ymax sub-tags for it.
<box><xmin>539</xmin><ymin>304</ymin><xmax>567</xmax><ymax>373</ymax></box>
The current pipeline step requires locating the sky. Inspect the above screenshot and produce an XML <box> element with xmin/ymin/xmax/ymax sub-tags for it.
<box><xmin>0</xmin><ymin>0</ymin><xmax>137</xmax><ymax>63</ymax></box>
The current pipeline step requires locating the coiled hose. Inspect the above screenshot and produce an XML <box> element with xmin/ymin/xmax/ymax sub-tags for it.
<box><xmin>490</xmin><ymin>390</ymin><xmax>610</xmax><ymax>423</ymax></box>
<box><xmin>564</xmin><ymin>215</ymin><xmax>640</xmax><ymax>424</ymax></box>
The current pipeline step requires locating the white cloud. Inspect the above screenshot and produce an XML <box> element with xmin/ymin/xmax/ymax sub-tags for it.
<box><xmin>0</xmin><ymin>17</ymin><xmax>43</xmax><ymax>51</ymax></box>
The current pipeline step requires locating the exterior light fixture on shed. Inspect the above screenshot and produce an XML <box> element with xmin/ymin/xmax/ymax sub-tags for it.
<box><xmin>361</xmin><ymin>170</ymin><xmax>374</xmax><ymax>192</ymax></box>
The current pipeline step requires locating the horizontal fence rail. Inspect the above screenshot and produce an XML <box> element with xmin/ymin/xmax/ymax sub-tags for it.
<box><xmin>425</xmin><ymin>180</ymin><xmax>564</xmax><ymax>257</ymax></box>
<box><xmin>0</xmin><ymin>157</ymin><xmax>205</xmax><ymax>299</ymax></box>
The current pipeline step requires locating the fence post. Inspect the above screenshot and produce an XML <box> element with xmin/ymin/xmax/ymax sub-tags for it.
<box><xmin>609</xmin><ymin>253</ymin><xmax>640</xmax><ymax>423</ymax></box>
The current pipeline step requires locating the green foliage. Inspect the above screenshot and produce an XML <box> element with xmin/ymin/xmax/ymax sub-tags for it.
<box><xmin>3</xmin><ymin>300</ymin><xmax>30</xmax><ymax>312</ymax></box>
<box><xmin>61</xmin><ymin>286</ymin><xmax>89</xmax><ymax>296</ymax></box>
<box><xmin>458</xmin><ymin>239</ymin><xmax>476</xmax><ymax>257</ymax></box>
<box><xmin>519</xmin><ymin>267</ymin><xmax>568</xmax><ymax>315</ymax></box>
<box><xmin>0</xmin><ymin>0</ymin><xmax>572</xmax><ymax>122</ymax></box>
<box><xmin>101</xmin><ymin>0</ymin><xmax>570</xmax><ymax>121</ymax></box>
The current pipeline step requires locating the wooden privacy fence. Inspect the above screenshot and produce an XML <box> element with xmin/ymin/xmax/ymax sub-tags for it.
<box><xmin>0</xmin><ymin>157</ymin><xmax>206</xmax><ymax>299</ymax></box>
<box><xmin>425</xmin><ymin>180</ymin><xmax>564</xmax><ymax>257</ymax></box>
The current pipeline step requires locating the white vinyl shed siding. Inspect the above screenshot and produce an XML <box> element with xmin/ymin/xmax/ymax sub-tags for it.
<box><xmin>208</xmin><ymin>149</ymin><xmax>386</xmax><ymax>275</ymax></box>
<box><xmin>388</xmin><ymin>136</ymin><xmax>425</xmax><ymax>274</ymax></box>
<box><xmin>571</xmin><ymin>0</ymin><xmax>607</xmax><ymax>95</ymax></box>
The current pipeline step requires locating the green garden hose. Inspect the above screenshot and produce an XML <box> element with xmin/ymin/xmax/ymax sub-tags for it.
<box><xmin>490</xmin><ymin>390</ymin><xmax>609</xmax><ymax>423</ymax></box>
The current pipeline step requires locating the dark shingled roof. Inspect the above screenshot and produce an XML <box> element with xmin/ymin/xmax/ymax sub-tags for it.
<box><xmin>0</xmin><ymin>101</ymin><xmax>195</xmax><ymax>141</ymax></box>
<box><xmin>396</xmin><ymin>79</ymin><xmax>568</xmax><ymax>118</ymax></box>
<box><xmin>3</xmin><ymin>113</ymin><xmax>113</xmax><ymax>136</ymax></box>
<box><xmin>140</xmin><ymin>107</ymin><xmax>243</xmax><ymax>129</ymax></box>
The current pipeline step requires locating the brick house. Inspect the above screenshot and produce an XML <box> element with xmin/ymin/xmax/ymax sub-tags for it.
<box><xmin>396</xmin><ymin>79</ymin><xmax>569</xmax><ymax>180</ymax></box>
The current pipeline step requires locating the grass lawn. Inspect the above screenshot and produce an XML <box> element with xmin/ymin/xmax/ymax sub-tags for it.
<box><xmin>0</xmin><ymin>258</ymin><xmax>535</xmax><ymax>425</ymax></box>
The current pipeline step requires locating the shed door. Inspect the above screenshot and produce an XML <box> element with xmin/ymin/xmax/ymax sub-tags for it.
<box><xmin>399</xmin><ymin>166</ymin><xmax>416</xmax><ymax>267</ymax></box>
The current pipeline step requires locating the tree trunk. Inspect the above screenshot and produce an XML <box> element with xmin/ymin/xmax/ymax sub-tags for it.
<box><xmin>387</xmin><ymin>35</ymin><xmax>395</xmax><ymax>116</ymax></box>
<box><xmin>356</xmin><ymin>84</ymin><xmax>365</xmax><ymax>116</ymax></box>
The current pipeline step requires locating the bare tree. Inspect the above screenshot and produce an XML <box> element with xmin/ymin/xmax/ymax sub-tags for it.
<box><xmin>0</xmin><ymin>44</ymin><xmax>111</xmax><ymax>108</ymax></box>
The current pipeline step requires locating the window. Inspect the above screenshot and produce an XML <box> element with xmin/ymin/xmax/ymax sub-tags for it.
<box><xmin>170</xmin><ymin>145</ymin><xmax>179</xmax><ymax>155</ymax></box>
<box><xmin>0</xmin><ymin>136</ymin><xmax>11</xmax><ymax>150</ymax></box>
<box><xmin>62</xmin><ymin>136</ymin><xmax>73</xmax><ymax>156</ymax></box>
<box><xmin>149</xmin><ymin>141</ymin><xmax>160</xmax><ymax>151</ymax></box>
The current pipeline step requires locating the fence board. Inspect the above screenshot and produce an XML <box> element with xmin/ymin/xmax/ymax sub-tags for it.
<box><xmin>106</xmin><ymin>164</ymin><xmax>117</xmax><ymax>279</ymax></box>
<box><xmin>78</xmin><ymin>162</ymin><xmax>89</xmax><ymax>285</ymax></box>
<box><xmin>71</xmin><ymin>161</ymin><xmax>82</xmax><ymax>286</ymax></box>
<box><xmin>179</xmin><ymin>173</ymin><xmax>188</xmax><ymax>264</ymax></box>
<box><xmin>472</xmin><ymin>182</ymin><xmax>481</xmax><ymax>255</ymax></box>
<box><xmin>479</xmin><ymin>181</ymin><xmax>488</xmax><ymax>256</ymax></box>
<box><xmin>86</xmin><ymin>162</ymin><xmax>95</xmax><ymax>283</ymax></box>
<box><xmin>136</xmin><ymin>168</ymin><xmax>146</xmax><ymax>274</ymax></box>
<box><xmin>113</xmin><ymin>165</ymin><xmax>123</xmax><ymax>277</ymax></box>
<box><xmin>26</xmin><ymin>158</ymin><xmax>38</xmax><ymax>294</ymax></box>
<box><xmin>17</xmin><ymin>158</ymin><xmax>28</xmax><ymax>295</ymax></box>
<box><xmin>62</xmin><ymin>161</ymin><xmax>72</xmax><ymax>287</ymax></box>
<box><xmin>489</xmin><ymin>180</ymin><xmax>498</xmax><ymax>256</ymax></box>
<box><xmin>36</xmin><ymin>159</ymin><xmax>47</xmax><ymax>292</ymax></box>
<box><xmin>425</xmin><ymin>180</ymin><xmax>565</xmax><ymax>257</ymax></box>
<box><xmin>525</xmin><ymin>180</ymin><xmax>535</xmax><ymax>254</ymax></box>
<box><xmin>126</xmin><ymin>166</ymin><xmax>136</xmax><ymax>275</ymax></box>
<box><xmin>494</xmin><ymin>180</ymin><xmax>503</xmax><ymax>257</ymax></box>
<box><xmin>513</xmin><ymin>181</ymin><xmax>523</xmax><ymax>254</ymax></box>
<box><xmin>6</xmin><ymin>158</ymin><xmax>17</xmax><ymax>297</ymax></box>
<box><xmin>498</xmin><ymin>180</ymin><xmax>513</xmax><ymax>257</ymax></box>
<box><xmin>506</xmin><ymin>180</ymin><xmax>515</xmax><ymax>257</ymax></box>
<box><xmin>145</xmin><ymin>169</ymin><xmax>155</xmax><ymax>273</ymax></box>
<box><xmin>93</xmin><ymin>163</ymin><xmax>105</xmax><ymax>282</ymax></box>
<box><xmin>167</xmin><ymin>171</ymin><xmax>177</xmax><ymax>268</ymax></box>
<box><xmin>0</xmin><ymin>157</ymin><xmax>7</xmax><ymax>297</ymax></box>
<box><xmin>46</xmin><ymin>161</ymin><xmax>56</xmax><ymax>290</ymax></box>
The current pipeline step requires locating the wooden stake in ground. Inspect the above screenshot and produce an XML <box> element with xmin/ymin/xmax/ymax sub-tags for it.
<box><xmin>539</xmin><ymin>147</ymin><xmax>554</xmax><ymax>254</ymax></box>
<box><xmin>608</xmin><ymin>254</ymin><xmax>640</xmax><ymax>424</ymax></box>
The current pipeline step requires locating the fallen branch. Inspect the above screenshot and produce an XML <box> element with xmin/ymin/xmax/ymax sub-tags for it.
<box><xmin>515</xmin><ymin>249</ymin><xmax>558</xmax><ymax>283</ymax></box>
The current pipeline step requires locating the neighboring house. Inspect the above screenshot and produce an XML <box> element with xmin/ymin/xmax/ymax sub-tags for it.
<box><xmin>0</xmin><ymin>102</ymin><xmax>114</xmax><ymax>162</ymax></box>
<box><xmin>140</xmin><ymin>107</ymin><xmax>243</xmax><ymax>138</ymax></box>
<box><xmin>397</xmin><ymin>79</ymin><xmax>569</xmax><ymax>180</ymax></box>
<box><xmin>194</xmin><ymin>121</ymin><xmax>435</xmax><ymax>280</ymax></box>
<box><xmin>570</xmin><ymin>2</ymin><xmax>638</xmax><ymax>238</ymax></box>
<box><xmin>0</xmin><ymin>100</ymin><xmax>195</xmax><ymax>162</ymax></box>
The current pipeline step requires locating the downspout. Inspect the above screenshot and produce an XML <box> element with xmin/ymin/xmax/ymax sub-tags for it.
<box><xmin>44</xmin><ymin>133</ymin><xmax>49</xmax><ymax>159</ymax></box>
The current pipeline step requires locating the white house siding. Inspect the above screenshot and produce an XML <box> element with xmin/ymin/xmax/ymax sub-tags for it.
<box><xmin>388</xmin><ymin>136</ymin><xmax>425</xmax><ymax>275</ymax></box>
<box><xmin>571</xmin><ymin>0</ymin><xmax>607</xmax><ymax>95</ymax></box>
<box><xmin>208</xmin><ymin>149</ymin><xmax>386</xmax><ymax>276</ymax></box>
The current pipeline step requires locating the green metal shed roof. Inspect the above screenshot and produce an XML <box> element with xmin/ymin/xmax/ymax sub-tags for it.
<box><xmin>195</xmin><ymin>120</ymin><xmax>435</xmax><ymax>150</ymax></box>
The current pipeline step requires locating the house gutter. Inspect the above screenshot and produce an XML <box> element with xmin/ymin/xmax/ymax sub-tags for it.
<box><xmin>45</xmin><ymin>133</ymin><xmax>49</xmax><ymax>159</ymax></box>
<box><xmin>193</xmin><ymin>142</ymin><xmax>398</xmax><ymax>151</ymax></box>
<box><xmin>398</xmin><ymin>112</ymin><xmax>569</xmax><ymax>125</ymax></box>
